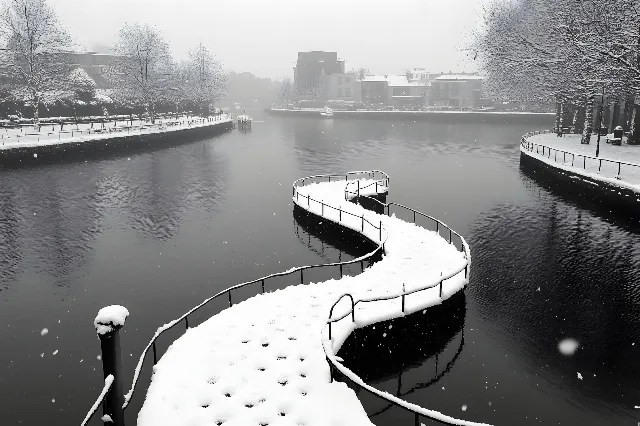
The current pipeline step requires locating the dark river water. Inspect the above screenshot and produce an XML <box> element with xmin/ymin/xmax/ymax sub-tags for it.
<box><xmin>1</xmin><ymin>110</ymin><xmax>639</xmax><ymax>426</ymax></box>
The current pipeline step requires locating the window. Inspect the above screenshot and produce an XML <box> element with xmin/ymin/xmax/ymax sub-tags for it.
<box><xmin>338</xmin><ymin>88</ymin><xmax>343</xmax><ymax>97</ymax></box>
<box><xmin>345</xmin><ymin>87</ymin><xmax>351</xmax><ymax>97</ymax></box>
<box><xmin>452</xmin><ymin>83</ymin><xmax>460</xmax><ymax>96</ymax></box>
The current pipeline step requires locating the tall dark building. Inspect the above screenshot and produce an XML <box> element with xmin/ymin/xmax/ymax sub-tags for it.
<box><xmin>293</xmin><ymin>51</ymin><xmax>345</xmax><ymax>95</ymax></box>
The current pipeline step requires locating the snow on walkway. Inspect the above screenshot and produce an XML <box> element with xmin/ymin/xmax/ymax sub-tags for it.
<box><xmin>522</xmin><ymin>132</ymin><xmax>640</xmax><ymax>195</ymax></box>
<box><xmin>137</xmin><ymin>176</ymin><xmax>474</xmax><ymax>426</ymax></box>
<box><xmin>0</xmin><ymin>115</ymin><xmax>232</xmax><ymax>151</ymax></box>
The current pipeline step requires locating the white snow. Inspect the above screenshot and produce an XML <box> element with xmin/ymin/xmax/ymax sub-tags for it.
<box><xmin>101</xmin><ymin>414</ymin><xmax>114</xmax><ymax>423</ymax></box>
<box><xmin>81</xmin><ymin>375</ymin><xmax>114</xmax><ymax>426</ymax></box>
<box><xmin>137</xmin><ymin>174</ymin><xmax>476</xmax><ymax>426</ymax></box>
<box><xmin>0</xmin><ymin>115</ymin><xmax>232</xmax><ymax>152</ymax></box>
<box><xmin>40</xmin><ymin>328</ymin><xmax>48</xmax><ymax>336</ymax></box>
<box><xmin>94</xmin><ymin>305</ymin><xmax>129</xmax><ymax>336</ymax></box>
<box><xmin>522</xmin><ymin>132</ymin><xmax>640</xmax><ymax>194</ymax></box>
<box><xmin>558</xmin><ymin>338</ymin><xmax>579</xmax><ymax>356</ymax></box>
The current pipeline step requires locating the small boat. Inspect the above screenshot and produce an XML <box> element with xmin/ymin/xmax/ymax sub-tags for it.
<box><xmin>237</xmin><ymin>114</ymin><xmax>252</xmax><ymax>126</ymax></box>
<box><xmin>320</xmin><ymin>107</ymin><xmax>333</xmax><ymax>117</ymax></box>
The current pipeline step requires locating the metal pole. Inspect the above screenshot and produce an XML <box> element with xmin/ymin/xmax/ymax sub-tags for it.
<box><xmin>596</xmin><ymin>88</ymin><xmax>603</xmax><ymax>158</ymax></box>
<box><xmin>95</xmin><ymin>306</ymin><xmax>128</xmax><ymax>426</ymax></box>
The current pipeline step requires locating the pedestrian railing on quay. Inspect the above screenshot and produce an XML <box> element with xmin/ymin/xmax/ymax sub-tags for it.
<box><xmin>521</xmin><ymin>129</ymin><xmax>640</xmax><ymax>180</ymax></box>
<box><xmin>82</xmin><ymin>170</ymin><xmax>390</xmax><ymax>426</ymax></box>
<box><xmin>0</xmin><ymin>115</ymin><xmax>231</xmax><ymax>144</ymax></box>
<box><xmin>320</xmin><ymin>192</ymin><xmax>477</xmax><ymax>425</ymax></box>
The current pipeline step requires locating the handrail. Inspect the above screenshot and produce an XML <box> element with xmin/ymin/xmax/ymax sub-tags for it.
<box><xmin>520</xmin><ymin>130</ymin><xmax>640</xmax><ymax>179</ymax></box>
<box><xmin>80</xmin><ymin>375</ymin><xmax>114</xmax><ymax>426</ymax></box>
<box><xmin>119</xmin><ymin>171</ymin><xmax>389</xmax><ymax>411</ymax></box>
<box><xmin>318</xmin><ymin>193</ymin><xmax>475</xmax><ymax>424</ymax></box>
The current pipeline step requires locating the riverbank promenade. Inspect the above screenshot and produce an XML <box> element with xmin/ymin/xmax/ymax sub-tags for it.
<box><xmin>0</xmin><ymin>114</ymin><xmax>232</xmax><ymax>151</ymax></box>
<box><xmin>521</xmin><ymin>131</ymin><xmax>640</xmax><ymax>196</ymax></box>
<box><xmin>84</xmin><ymin>172</ymin><xmax>488</xmax><ymax>426</ymax></box>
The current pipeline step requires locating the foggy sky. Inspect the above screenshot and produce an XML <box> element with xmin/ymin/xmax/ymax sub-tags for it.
<box><xmin>52</xmin><ymin>0</ymin><xmax>483</xmax><ymax>80</ymax></box>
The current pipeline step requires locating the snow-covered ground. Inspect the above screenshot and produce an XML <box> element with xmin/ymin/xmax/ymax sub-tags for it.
<box><xmin>522</xmin><ymin>132</ymin><xmax>640</xmax><ymax>194</ymax></box>
<box><xmin>0</xmin><ymin>114</ymin><xmax>232</xmax><ymax>151</ymax></box>
<box><xmin>136</xmin><ymin>175</ymin><xmax>482</xmax><ymax>426</ymax></box>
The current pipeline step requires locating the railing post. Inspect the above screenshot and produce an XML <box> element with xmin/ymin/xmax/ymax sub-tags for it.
<box><xmin>307</xmin><ymin>194</ymin><xmax>310</xmax><ymax>207</ymax></box>
<box><xmin>357</xmin><ymin>180</ymin><xmax>360</xmax><ymax>198</ymax></box>
<box><xmin>414</xmin><ymin>413</ymin><xmax>420</xmax><ymax>426</ymax></box>
<box><xmin>95</xmin><ymin>306</ymin><xmax>128</xmax><ymax>426</ymax></box>
<box><xmin>339</xmin><ymin>207</ymin><xmax>342</xmax><ymax>221</ymax></box>
<box><xmin>361</xmin><ymin>215</ymin><xmax>364</xmax><ymax>232</ymax></box>
<box><xmin>261</xmin><ymin>279</ymin><xmax>265</xmax><ymax>294</ymax></box>
<box><xmin>360</xmin><ymin>260</ymin><xmax>364</xmax><ymax>272</ymax></box>
<box><xmin>185</xmin><ymin>316</ymin><xmax>189</xmax><ymax>329</ymax></box>
<box><xmin>599</xmin><ymin>159</ymin><xmax>602</xmax><ymax>172</ymax></box>
<box><xmin>401</xmin><ymin>283</ymin><xmax>405</xmax><ymax>313</ymax></box>
<box><xmin>584</xmin><ymin>156</ymin><xmax>586</xmax><ymax>169</ymax></box>
<box><xmin>321</xmin><ymin>202</ymin><xmax>324</xmax><ymax>216</ymax></box>
<box><xmin>228</xmin><ymin>291</ymin><xmax>232</xmax><ymax>307</ymax></box>
<box><xmin>449</xmin><ymin>229</ymin><xmax>452</xmax><ymax>244</ymax></box>
<box><xmin>301</xmin><ymin>269</ymin><xmax>304</xmax><ymax>284</ymax></box>
<box><xmin>379</xmin><ymin>220</ymin><xmax>382</xmax><ymax>241</ymax></box>
<box><xmin>339</xmin><ymin>264</ymin><xmax>343</xmax><ymax>278</ymax></box>
<box><xmin>439</xmin><ymin>279</ymin><xmax>443</xmax><ymax>298</ymax></box>
<box><xmin>413</xmin><ymin>211</ymin><xmax>416</xmax><ymax>223</ymax></box>
<box><xmin>618</xmin><ymin>162</ymin><xmax>621</xmax><ymax>178</ymax></box>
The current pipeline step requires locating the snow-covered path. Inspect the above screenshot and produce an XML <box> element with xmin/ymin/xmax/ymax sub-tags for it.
<box><xmin>522</xmin><ymin>131</ymin><xmax>640</xmax><ymax>194</ymax></box>
<box><xmin>137</xmin><ymin>174</ymin><xmax>475</xmax><ymax>426</ymax></box>
<box><xmin>0</xmin><ymin>115</ymin><xmax>232</xmax><ymax>151</ymax></box>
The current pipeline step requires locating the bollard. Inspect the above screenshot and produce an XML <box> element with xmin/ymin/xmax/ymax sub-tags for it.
<box><xmin>95</xmin><ymin>306</ymin><xmax>128</xmax><ymax>426</ymax></box>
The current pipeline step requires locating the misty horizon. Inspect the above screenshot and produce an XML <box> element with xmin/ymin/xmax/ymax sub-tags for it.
<box><xmin>51</xmin><ymin>0</ymin><xmax>482</xmax><ymax>81</ymax></box>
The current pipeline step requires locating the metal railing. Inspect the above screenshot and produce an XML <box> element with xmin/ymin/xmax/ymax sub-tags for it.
<box><xmin>81</xmin><ymin>170</ymin><xmax>389</xmax><ymax>426</ymax></box>
<box><xmin>81</xmin><ymin>375</ymin><xmax>114</xmax><ymax>426</ymax></box>
<box><xmin>320</xmin><ymin>194</ymin><xmax>479</xmax><ymax>425</ymax></box>
<box><xmin>520</xmin><ymin>129</ymin><xmax>640</xmax><ymax>181</ymax></box>
<box><xmin>0</xmin><ymin>115</ymin><xmax>231</xmax><ymax>144</ymax></box>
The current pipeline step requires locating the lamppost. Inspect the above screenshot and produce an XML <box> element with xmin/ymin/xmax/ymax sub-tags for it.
<box><xmin>596</xmin><ymin>86</ymin><xmax>605</xmax><ymax>158</ymax></box>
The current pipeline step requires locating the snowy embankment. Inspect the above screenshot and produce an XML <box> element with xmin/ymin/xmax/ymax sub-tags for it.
<box><xmin>137</xmin><ymin>174</ymin><xmax>482</xmax><ymax>426</ymax></box>
<box><xmin>521</xmin><ymin>131</ymin><xmax>640</xmax><ymax>196</ymax></box>
<box><xmin>0</xmin><ymin>115</ymin><xmax>232</xmax><ymax>151</ymax></box>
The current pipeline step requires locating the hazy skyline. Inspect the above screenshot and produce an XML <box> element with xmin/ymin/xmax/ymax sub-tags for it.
<box><xmin>53</xmin><ymin>0</ymin><xmax>483</xmax><ymax>80</ymax></box>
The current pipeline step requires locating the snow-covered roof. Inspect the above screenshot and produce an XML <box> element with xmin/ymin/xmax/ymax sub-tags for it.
<box><xmin>361</xmin><ymin>75</ymin><xmax>423</xmax><ymax>87</ymax></box>
<box><xmin>434</xmin><ymin>74</ymin><xmax>483</xmax><ymax>81</ymax></box>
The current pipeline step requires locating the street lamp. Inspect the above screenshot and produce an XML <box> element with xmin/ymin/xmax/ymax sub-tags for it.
<box><xmin>596</xmin><ymin>86</ymin><xmax>604</xmax><ymax>158</ymax></box>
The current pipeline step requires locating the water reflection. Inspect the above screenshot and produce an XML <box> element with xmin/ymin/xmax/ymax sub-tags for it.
<box><xmin>468</xmin><ymin>197</ymin><xmax>640</xmax><ymax>423</ymax></box>
<box><xmin>95</xmin><ymin>144</ymin><xmax>228</xmax><ymax>242</ymax></box>
<box><xmin>0</xmin><ymin>164</ymin><xmax>103</xmax><ymax>289</ymax></box>
<box><xmin>338</xmin><ymin>292</ymin><xmax>466</xmax><ymax>422</ymax></box>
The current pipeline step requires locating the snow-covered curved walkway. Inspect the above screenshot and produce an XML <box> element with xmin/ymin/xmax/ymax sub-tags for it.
<box><xmin>138</xmin><ymin>175</ymin><xmax>471</xmax><ymax>426</ymax></box>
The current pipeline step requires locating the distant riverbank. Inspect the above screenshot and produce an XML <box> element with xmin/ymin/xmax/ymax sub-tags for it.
<box><xmin>266</xmin><ymin>107</ymin><xmax>555</xmax><ymax>124</ymax></box>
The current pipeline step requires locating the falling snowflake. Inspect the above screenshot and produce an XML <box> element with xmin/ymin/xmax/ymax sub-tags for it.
<box><xmin>40</xmin><ymin>328</ymin><xmax>49</xmax><ymax>336</ymax></box>
<box><xmin>577</xmin><ymin>372</ymin><xmax>583</xmax><ymax>380</ymax></box>
<box><xmin>558</xmin><ymin>338</ymin><xmax>579</xmax><ymax>356</ymax></box>
<box><xmin>461</xmin><ymin>404</ymin><xmax>468</xmax><ymax>411</ymax></box>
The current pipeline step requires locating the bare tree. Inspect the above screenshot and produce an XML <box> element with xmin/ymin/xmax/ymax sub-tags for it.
<box><xmin>278</xmin><ymin>77</ymin><xmax>293</xmax><ymax>105</ymax></box>
<box><xmin>107</xmin><ymin>22</ymin><xmax>172</xmax><ymax>123</ymax></box>
<box><xmin>471</xmin><ymin>0</ymin><xmax>640</xmax><ymax>143</ymax></box>
<box><xmin>182</xmin><ymin>43</ymin><xmax>226</xmax><ymax>115</ymax></box>
<box><xmin>0</xmin><ymin>0</ymin><xmax>71</xmax><ymax>127</ymax></box>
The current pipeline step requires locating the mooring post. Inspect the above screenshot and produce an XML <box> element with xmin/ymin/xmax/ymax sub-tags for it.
<box><xmin>95</xmin><ymin>306</ymin><xmax>129</xmax><ymax>426</ymax></box>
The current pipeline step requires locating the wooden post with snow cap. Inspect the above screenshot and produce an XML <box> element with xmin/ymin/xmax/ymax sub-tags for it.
<box><xmin>94</xmin><ymin>305</ymin><xmax>128</xmax><ymax>426</ymax></box>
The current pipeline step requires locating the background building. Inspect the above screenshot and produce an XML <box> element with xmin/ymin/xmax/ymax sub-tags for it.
<box><xmin>320</xmin><ymin>72</ymin><xmax>361</xmax><ymax>102</ymax></box>
<box><xmin>293</xmin><ymin>51</ymin><xmax>344</xmax><ymax>96</ymax></box>
<box><xmin>428</xmin><ymin>74</ymin><xmax>483</xmax><ymax>108</ymax></box>
<box><xmin>361</xmin><ymin>74</ymin><xmax>425</xmax><ymax>108</ymax></box>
